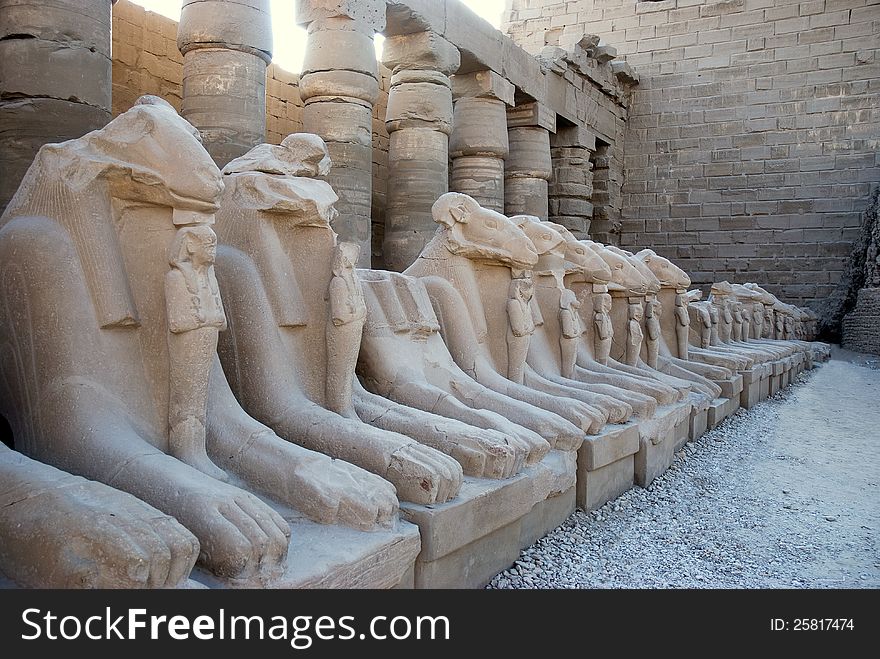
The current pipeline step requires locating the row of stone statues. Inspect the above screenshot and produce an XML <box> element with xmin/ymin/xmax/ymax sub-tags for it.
<box><xmin>0</xmin><ymin>99</ymin><xmax>827</xmax><ymax>588</ymax></box>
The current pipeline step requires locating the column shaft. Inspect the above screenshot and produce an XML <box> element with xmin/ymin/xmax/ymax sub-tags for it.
<box><xmin>505</xmin><ymin>102</ymin><xmax>555</xmax><ymax>221</ymax></box>
<box><xmin>382</xmin><ymin>31</ymin><xmax>459</xmax><ymax>272</ymax></box>
<box><xmin>298</xmin><ymin>2</ymin><xmax>385</xmax><ymax>266</ymax></box>
<box><xmin>449</xmin><ymin>71</ymin><xmax>514</xmax><ymax>213</ymax></box>
<box><xmin>179</xmin><ymin>0</ymin><xmax>272</xmax><ymax>168</ymax></box>
<box><xmin>0</xmin><ymin>0</ymin><xmax>113</xmax><ymax>212</ymax></box>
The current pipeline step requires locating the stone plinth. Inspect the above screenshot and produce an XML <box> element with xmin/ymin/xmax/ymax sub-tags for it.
<box><xmin>576</xmin><ymin>422</ymin><xmax>639</xmax><ymax>511</ymax></box>
<box><xmin>401</xmin><ymin>449</ymin><xmax>576</xmax><ymax>588</ymax></box>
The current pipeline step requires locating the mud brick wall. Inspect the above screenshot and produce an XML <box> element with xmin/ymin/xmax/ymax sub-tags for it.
<box><xmin>504</xmin><ymin>0</ymin><xmax>880</xmax><ymax>315</ymax></box>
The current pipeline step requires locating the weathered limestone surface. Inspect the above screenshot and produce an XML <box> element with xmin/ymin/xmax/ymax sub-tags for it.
<box><xmin>549</xmin><ymin>126</ymin><xmax>596</xmax><ymax>238</ymax></box>
<box><xmin>179</xmin><ymin>0</ymin><xmax>272</xmax><ymax>167</ymax></box>
<box><xmin>0</xmin><ymin>444</ymin><xmax>198</xmax><ymax>589</ymax></box>
<box><xmin>0</xmin><ymin>101</ymin><xmax>418</xmax><ymax>588</ymax></box>
<box><xmin>0</xmin><ymin>0</ymin><xmax>114</xmax><ymax>213</ymax></box>
<box><xmin>215</xmin><ymin>134</ymin><xmax>463</xmax><ymax>508</ymax></box>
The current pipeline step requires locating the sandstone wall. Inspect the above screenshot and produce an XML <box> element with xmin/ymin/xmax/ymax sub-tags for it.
<box><xmin>505</xmin><ymin>0</ymin><xmax>880</xmax><ymax>312</ymax></box>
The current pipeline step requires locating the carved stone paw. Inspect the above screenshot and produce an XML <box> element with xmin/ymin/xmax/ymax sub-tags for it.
<box><xmin>175</xmin><ymin>481</ymin><xmax>290</xmax><ymax>583</ymax></box>
<box><xmin>2</xmin><ymin>477</ymin><xmax>199</xmax><ymax>588</ymax></box>
<box><xmin>446</xmin><ymin>427</ymin><xmax>525</xmax><ymax>479</ymax></box>
<box><xmin>290</xmin><ymin>454</ymin><xmax>399</xmax><ymax>531</ymax></box>
<box><xmin>386</xmin><ymin>443</ymin><xmax>463</xmax><ymax>505</ymax></box>
<box><xmin>568</xmin><ymin>402</ymin><xmax>607</xmax><ymax>435</ymax></box>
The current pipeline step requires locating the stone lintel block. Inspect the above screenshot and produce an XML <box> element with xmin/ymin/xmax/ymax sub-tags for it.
<box><xmin>507</xmin><ymin>102</ymin><xmax>556</xmax><ymax>131</ymax></box>
<box><xmin>611</xmin><ymin>60</ymin><xmax>639</xmax><ymax>86</ymax></box>
<box><xmin>444</xmin><ymin>0</ymin><xmax>503</xmax><ymax>75</ymax></box>
<box><xmin>179</xmin><ymin>0</ymin><xmax>273</xmax><ymax>62</ymax></box>
<box><xmin>578</xmin><ymin>422</ymin><xmax>639</xmax><ymax>471</ymax></box>
<box><xmin>295</xmin><ymin>0</ymin><xmax>386</xmax><ymax>32</ymax></box>
<box><xmin>593</xmin><ymin>44</ymin><xmax>617</xmax><ymax>64</ymax></box>
<box><xmin>501</xmin><ymin>36</ymin><xmax>546</xmax><ymax>102</ymax></box>
<box><xmin>382</xmin><ymin>31</ymin><xmax>460</xmax><ymax>76</ymax></box>
<box><xmin>451</xmin><ymin>70</ymin><xmax>515</xmax><ymax>105</ymax></box>
<box><xmin>551</xmin><ymin>125</ymin><xmax>597</xmax><ymax>151</ymax></box>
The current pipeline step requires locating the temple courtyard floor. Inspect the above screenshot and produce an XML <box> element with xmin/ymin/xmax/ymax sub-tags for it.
<box><xmin>490</xmin><ymin>347</ymin><xmax>880</xmax><ymax>589</ymax></box>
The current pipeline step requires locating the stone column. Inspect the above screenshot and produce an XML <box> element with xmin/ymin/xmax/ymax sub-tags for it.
<box><xmin>0</xmin><ymin>0</ymin><xmax>113</xmax><ymax>212</ymax></box>
<box><xmin>178</xmin><ymin>0</ymin><xmax>272</xmax><ymax>168</ymax></box>
<box><xmin>549</xmin><ymin>126</ymin><xmax>595</xmax><ymax>238</ymax></box>
<box><xmin>449</xmin><ymin>71</ymin><xmax>515</xmax><ymax>213</ymax></box>
<box><xmin>297</xmin><ymin>0</ymin><xmax>385</xmax><ymax>267</ymax></box>
<box><xmin>505</xmin><ymin>102</ymin><xmax>555</xmax><ymax>221</ymax></box>
<box><xmin>382</xmin><ymin>31</ymin><xmax>460</xmax><ymax>272</ymax></box>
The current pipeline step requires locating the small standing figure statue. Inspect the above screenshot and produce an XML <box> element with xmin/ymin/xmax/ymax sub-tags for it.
<box><xmin>626</xmin><ymin>301</ymin><xmax>644</xmax><ymax>367</ymax></box>
<box><xmin>775</xmin><ymin>309</ymin><xmax>785</xmax><ymax>340</ymax></box>
<box><xmin>644</xmin><ymin>298</ymin><xmax>661</xmax><ymax>369</ymax></box>
<box><xmin>720</xmin><ymin>299</ymin><xmax>734</xmax><ymax>342</ymax></box>
<box><xmin>731</xmin><ymin>301</ymin><xmax>743</xmax><ymax>342</ymax></box>
<box><xmin>593</xmin><ymin>292</ymin><xmax>613</xmax><ymax>365</ymax></box>
<box><xmin>506</xmin><ymin>277</ymin><xmax>535</xmax><ymax>384</ymax></box>
<box><xmin>764</xmin><ymin>306</ymin><xmax>775</xmax><ymax>339</ymax></box>
<box><xmin>697</xmin><ymin>306</ymin><xmax>712</xmax><ymax>348</ymax></box>
<box><xmin>739</xmin><ymin>302</ymin><xmax>752</xmax><ymax>342</ymax></box>
<box><xmin>674</xmin><ymin>293</ymin><xmax>690</xmax><ymax>359</ymax></box>
<box><xmin>165</xmin><ymin>224</ymin><xmax>228</xmax><ymax>481</ymax></box>
<box><xmin>783</xmin><ymin>313</ymin><xmax>795</xmax><ymax>341</ymax></box>
<box><xmin>752</xmin><ymin>302</ymin><xmax>765</xmax><ymax>340</ymax></box>
<box><xmin>326</xmin><ymin>242</ymin><xmax>367</xmax><ymax>418</ymax></box>
<box><xmin>558</xmin><ymin>289</ymin><xmax>582</xmax><ymax>379</ymax></box>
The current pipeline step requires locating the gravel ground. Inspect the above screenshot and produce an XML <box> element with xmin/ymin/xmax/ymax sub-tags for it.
<box><xmin>489</xmin><ymin>356</ymin><xmax>880</xmax><ymax>589</ymax></box>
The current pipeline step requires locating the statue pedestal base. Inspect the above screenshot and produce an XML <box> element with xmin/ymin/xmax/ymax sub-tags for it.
<box><xmin>634</xmin><ymin>401</ymin><xmax>692</xmax><ymax>488</ymax></box>
<box><xmin>739</xmin><ymin>365</ymin><xmax>765</xmax><ymax>409</ymax></box>
<box><xmin>192</xmin><ymin>511</ymin><xmax>421</xmax><ymax>589</ymax></box>
<box><xmin>689</xmin><ymin>406</ymin><xmax>709</xmax><ymax>442</ymax></box>
<box><xmin>576</xmin><ymin>422</ymin><xmax>640</xmax><ymax>511</ymax></box>
<box><xmin>400</xmin><ymin>449</ymin><xmax>576</xmax><ymax>588</ymax></box>
<box><xmin>770</xmin><ymin>359</ymin><xmax>786</xmax><ymax>395</ymax></box>
<box><xmin>708</xmin><ymin>396</ymin><xmax>740</xmax><ymax>429</ymax></box>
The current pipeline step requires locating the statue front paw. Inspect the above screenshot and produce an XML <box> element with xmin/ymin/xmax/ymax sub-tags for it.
<box><xmin>177</xmin><ymin>481</ymin><xmax>290</xmax><ymax>583</ymax></box>
<box><xmin>4</xmin><ymin>477</ymin><xmax>199</xmax><ymax>588</ymax></box>
<box><xmin>387</xmin><ymin>443</ymin><xmax>463</xmax><ymax>505</ymax></box>
<box><xmin>291</xmin><ymin>455</ymin><xmax>399</xmax><ymax>531</ymax></box>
